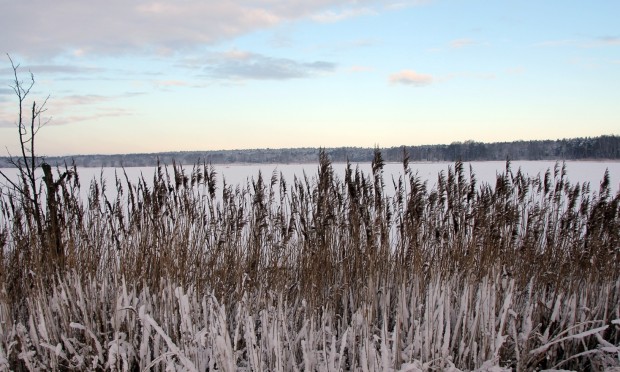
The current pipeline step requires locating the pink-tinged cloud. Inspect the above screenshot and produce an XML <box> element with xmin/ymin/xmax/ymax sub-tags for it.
<box><xmin>154</xmin><ymin>80</ymin><xmax>190</xmax><ymax>88</ymax></box>
<box><xmin>389</xmin><ymin>70</ymin><xmax>433</xmax><ymax>86</ymax></box>
<box><xmin>52</xmin><ymin>109</ymin><xmax>134</xmax><ymax>125</ymax></box>
<box><xmin>0</xmin><ymin>93</ymin><xmax>136</xmax><ymax>127</ymax></box>
<box><xmin>0</xmin><ymin>1</ymin><xmax>414</xmax><ymax>58</ymax></box>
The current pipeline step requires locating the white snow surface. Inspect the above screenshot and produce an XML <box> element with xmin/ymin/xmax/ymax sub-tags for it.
<box><xmin>2</xmin><ymin>160</ymin><xmax>619</xmax><ymax>201</ymax></box>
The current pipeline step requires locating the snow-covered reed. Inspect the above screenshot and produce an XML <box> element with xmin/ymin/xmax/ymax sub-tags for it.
<box><xmin>1</xmin><ymin>272</ymin><xmax>618</xmax><ymax>371</ymax></box>
<box><xmin>1</xmin><ymin>151</ymin><xmax>619</xmax><ymax>370</ymax></box>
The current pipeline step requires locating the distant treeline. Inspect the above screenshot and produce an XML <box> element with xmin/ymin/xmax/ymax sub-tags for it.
<box><xmin>2</xmin><ymin>135</ymin><xmax>619</xmax><ymax>168</ymax></box>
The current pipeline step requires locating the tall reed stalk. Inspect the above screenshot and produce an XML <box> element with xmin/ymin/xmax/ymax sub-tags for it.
<box><xmin>1</xmin><ymin>152</ymin><xmax>618</xmax><ymax>371</ymax></box>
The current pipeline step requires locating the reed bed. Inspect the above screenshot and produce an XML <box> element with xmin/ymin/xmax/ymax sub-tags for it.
<box><xmin>0</xmin><ymin>151</ymin><xmax>619</xmax><ymax>371</ymax></box>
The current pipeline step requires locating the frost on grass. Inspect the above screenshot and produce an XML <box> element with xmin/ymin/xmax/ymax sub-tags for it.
<box><xmin>0</xmin><ymin>274</ymin><xmax>618</xmax><ymax>371</ymax></box>
<box><xmin>0</xmin><ymin>158</ymin><xmax>619</xmax><ymax>370</ymax></box>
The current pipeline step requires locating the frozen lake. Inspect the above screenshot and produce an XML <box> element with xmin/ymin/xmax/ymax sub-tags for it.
<box><xmin>196</xmin><ymin>161</ymin><xmax>620</xmax><ymax>194</ymax></box>
<box><xmin>1</xmin><ymin>161</ymin><xmax>619</xmax><ymax>200</ymax></box>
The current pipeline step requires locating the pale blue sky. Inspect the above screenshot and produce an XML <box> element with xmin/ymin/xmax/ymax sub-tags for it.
<box><xmin>0</xmin><ymin>0</ymin><xmax>618</xmax><ymax>155</ymax></box>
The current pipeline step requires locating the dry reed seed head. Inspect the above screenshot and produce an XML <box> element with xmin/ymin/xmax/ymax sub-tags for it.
<box><xmin>1</xmin><ymin>158</ymin><xmax>619</xmax><ymax>370</ymax></box>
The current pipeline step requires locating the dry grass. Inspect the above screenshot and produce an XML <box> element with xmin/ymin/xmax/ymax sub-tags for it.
<box><xmin>1</xmin><ymin>151</ymin><xmax>619</xmax><ymax>371</ymax></box>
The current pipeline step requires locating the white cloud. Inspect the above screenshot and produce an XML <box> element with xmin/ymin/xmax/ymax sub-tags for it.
<box><xmin>200</xmin><ymin>50</ymin><xmax>336</xmax><ymax>80</ymax></box>
<box><xmin>1</xmin><ymin>1</ymin><xmax>279</xmax><ymax>57</ymax></box>
<box><xmin>0</xmin><ymin>0</ymin><xmax>411</xmax><ymax>58</ymax></box>
<box><xmin>389</xmin><ymin>70</ymin><xmax>433</xmax><ymax>86</ymax></box>
<box><xmin>311</xmin><ymin>7</ymin><xmax>377</xmax><ymax>23</ymax></box>
<box><xmin>386</xmin><ymin>0</ymin><xmax>432</xmax><ymax>10</ymax></box>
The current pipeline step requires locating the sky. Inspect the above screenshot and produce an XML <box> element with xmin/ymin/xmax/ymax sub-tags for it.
<box><xmin>0</xmin><ymin>0</ymin><xmax>619</xmax><ymax>156</ymax></box>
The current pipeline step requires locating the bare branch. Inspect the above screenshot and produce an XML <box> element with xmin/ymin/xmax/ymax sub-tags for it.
<box><xmin>4</xmin><ymin>53</ymin><xmax>47</xmax><ymax>249</ymax></box>
<box><xmin>0</xmin><ymin>169</ymin><xmax>22</xmax><ymax>192</ymax></box>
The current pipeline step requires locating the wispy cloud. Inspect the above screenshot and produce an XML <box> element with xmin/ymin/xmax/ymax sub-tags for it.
<box><xmin>306</xmin><ymin>38</ymin><xmax>381</xmax><ymax>56</ymax></box>
<box><xmin>598</xmin><ymin>36</ymin><xmax>620</xmax><ymax>45</ymax></box>
<box><xmin>0</xmin><ymin>88</ymin><xmax>13</xmax><ymax>102</ymax></box>
<box><xmin>0</xmin><ymin>101</ymin><xmax>38</xmax><ymax>127</ymax></box>
<box><xmin>151</xmin><ymin>79</ymin><xmax>208</xmax><ymax>91</ymax></box>
<box><xmin>0</xmin><ymin>92</ymin><xmax>136</xmax><ymax>128</ymax></box>
<box><xmin>52</xmin><ymin>109</ymin><xmax>134</xmax><ymax>125</ymax></box>
<box><xmin>450</xmin><ymin>38</ymin><xmax>476</xmax><ymax>49</ymax></box>
<box><xmin>428</xmin><ymin>38</ymin><xmax>485</xmax><ymax>52</ymax></box>
<box><xmin>0</xmin><ymin>112</ymin><xmax>15</xmax><ymax>127</ymax></box>
<box><xmin>53</xmin><ymin>94</ymin><xmax>112</xmax><ymax>106</ymax></box>
<box><xmin>386</xmin><ymin>0</ymin><xmax>433</xmax><ymax>10</ymax></box>
<box><xmin>0</xmin><ymin>64</ymin><xmax>104</xmax><ymax>76</ymax></box>
<box><xmin>389</xmin><ymin>70</ymin><xmax>433</xmax><ymax>86</ymax></box>
<box><xmin>534</xmin><ymin>39</ymin><xmax>580</xmax><ymax>48</ymax></box>
<box><xmin>48</xmin><ymin>94</ymin><xmax>135</xmax><ymax>125</ymax></box>
<box><xmin>311</xmin><ymin>7</ymin><xmax>377</xmax><ymax>23</ymax></box>
<box><xmin>505</xmin><ymin>67</ymin><xmax>525</xmax><ymax>75</ymax></box>
<box><xmin>153</xmin><ymin>80</ymin><xmax>190</xmax><ymax>88</ymax></box>
<box><xmin>535</xmin><ymin>36</ymin><xmax>620</xmax><ymax>48</ymax></box>
<box><xmin>201</xmin><ymin>50</ymin><xmax>336</xmax><ymax>81</ymax></box>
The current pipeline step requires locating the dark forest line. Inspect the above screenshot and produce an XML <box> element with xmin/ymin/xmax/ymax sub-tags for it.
<box><xmin>2</xmin><ymin>134</ymin><xmax>619</xmax><ymax>168</ymax></box>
